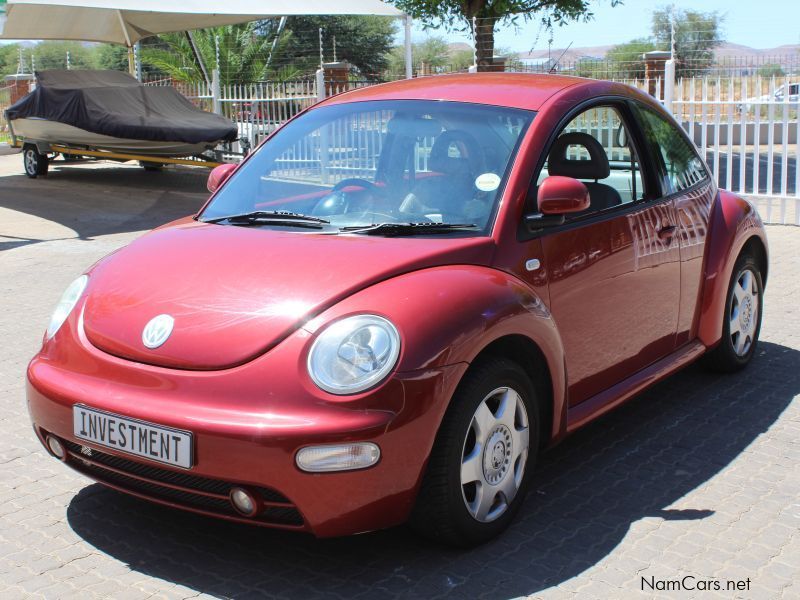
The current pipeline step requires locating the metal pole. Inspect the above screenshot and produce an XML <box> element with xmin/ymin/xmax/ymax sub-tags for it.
<box><xmin>404</xmin><ymin>15</ymin><xmax>413</xmax><ymax>79</ymax></box>
<box><xmin>186</xmin><ymin>31</ymin><xmax>211</xmax><ymax>88</ymax></box>
<box><xmin>319</xmin><ymin>28</ymin><xmax>324</xmax><ymax>69</ymax></box>
<box><xmin>134</xmin><ymin>41</ymin><xmax>142</xmax><ymax>81</ymax></box>
<box><xmin>212</xmin><ymin>68</ymin><xmax>221</xmax><ymax>114</ymax></box>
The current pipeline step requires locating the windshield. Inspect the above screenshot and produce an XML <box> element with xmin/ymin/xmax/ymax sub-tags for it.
<box><xmin>200</xmin><ymin>100</ymin><xmax>534</xmax><ymax>234</ymax></box>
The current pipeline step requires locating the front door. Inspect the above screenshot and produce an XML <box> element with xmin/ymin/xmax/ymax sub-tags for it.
<box><xmin>523</xmin><ymin>103</ymin><xmax>681</xmax><ymax>406</ymax></box>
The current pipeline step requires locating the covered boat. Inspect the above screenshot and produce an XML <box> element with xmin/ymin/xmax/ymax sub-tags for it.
<box><xmin>6</xmin><ymin>69</ymin><xmax>238</xmax><ymax>157</ymax></box>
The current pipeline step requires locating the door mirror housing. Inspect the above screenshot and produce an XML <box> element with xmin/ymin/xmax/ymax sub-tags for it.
<box><xmin>207</xmin><ymin>163</ymin><xmax>237</xmax><ymax>193</ymax></box>
<box><xmin>525</xmin><ymin>176</ymin><xmax>591</xmax><ymax>231</ymax></box>
<box><xmin>538</xmin><ymin>176</ymin><xmax>590</xmax><ymax>214</ymax></box>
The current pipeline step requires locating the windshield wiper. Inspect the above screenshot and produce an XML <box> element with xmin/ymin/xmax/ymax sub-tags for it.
<box><xmin>200</xmin><ymin>210</ymin><xmax>330</xmax><ymax>228</ymax></box>
<box><xmin>340</xmin><ymin>222</ymin><xmax>478</xmax><ymax>236</ymax></box>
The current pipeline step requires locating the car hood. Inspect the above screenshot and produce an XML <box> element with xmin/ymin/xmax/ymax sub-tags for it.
<box><xmin>82</xmin><ymin>219</ymin><xmax>494</xmax><ymax>370</ymax></box>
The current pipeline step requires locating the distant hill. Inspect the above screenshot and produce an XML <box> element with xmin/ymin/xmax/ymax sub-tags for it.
<box><xmin>510</xmin><ymin>42</ymin><xmax>800</xmax><ymax>63</ymax></box>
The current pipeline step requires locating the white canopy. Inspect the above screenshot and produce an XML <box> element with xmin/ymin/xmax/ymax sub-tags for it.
<box><xmin>0</xmin><ymin>0</ymin><xmax>405</xmax><ymax>45</ymax></box>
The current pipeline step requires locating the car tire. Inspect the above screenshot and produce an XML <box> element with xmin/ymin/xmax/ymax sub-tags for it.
<box><xmin>410</xmin><ymin>357</ymin><xmax>539</xmax><ymax>547</ymax></box>
<box><xmin>23</xmin><ymin>145</ymin><xmax>49</xmax><ymax>178</ymax></box>
<box><xmin>703</xmin><ymin>252</ymin><xmax>763</xmax><ymax>373</ymax></box>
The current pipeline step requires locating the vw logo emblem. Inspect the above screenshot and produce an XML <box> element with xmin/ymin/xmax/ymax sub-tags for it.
<box><xmin>142</xmin><ymin>314</ymin><xmax>174</xmax><ymax>349</ymax></box>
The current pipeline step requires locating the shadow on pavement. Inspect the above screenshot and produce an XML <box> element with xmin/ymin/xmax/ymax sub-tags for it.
<box><xmin>0</xmin><ymin>161</ymin><xmax>208</xmax><ymax>247</ymax></box>
<box><xmin>66</xmin><ymin>341</ymin><xmax>798</xmax><ymax>599</ymax></box>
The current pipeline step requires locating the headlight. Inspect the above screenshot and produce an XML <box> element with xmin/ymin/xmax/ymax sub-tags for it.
<box><xmin>307</xmin><ymin>315</ymin><xmax>400</xmax><ymax>395</ymax></box>
<box><xmin>46</xmin><ymin>275</ymin><xmax>88</xmax><ymax>340</ymax></box>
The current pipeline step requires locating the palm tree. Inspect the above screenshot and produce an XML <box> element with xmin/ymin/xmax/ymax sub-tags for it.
<box><xmin>142</xmin><ymin>22</ymin><xmax>292</xmax><ymax>85</ymax></box>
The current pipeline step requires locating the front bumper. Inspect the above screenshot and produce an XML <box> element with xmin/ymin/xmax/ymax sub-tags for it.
<box><xmin>27</xmin><ymin>313</ymin><xmax>467</xmax><ymax>537</ymax></box>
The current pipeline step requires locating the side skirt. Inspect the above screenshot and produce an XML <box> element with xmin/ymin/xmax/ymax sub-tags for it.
<box><xmin>565</xmin><ymin>340</ymin><xmax>707</xmax><ymax>433</ymax></box>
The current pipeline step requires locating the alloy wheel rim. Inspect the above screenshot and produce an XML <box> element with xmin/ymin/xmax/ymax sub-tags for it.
<box><xmin>461</xmin><ymin>386</ymin><xmax>530</xmax><ymax>523</ymax></box>
<box><xmin>25</xmin><ymin>150</ymin><xmax>36</xmax><ymax>174</ymax></box>
<box><xmin>730</xmin><ymin>267</ymin><xmax>759</xmax><ymax>357</ymax></box>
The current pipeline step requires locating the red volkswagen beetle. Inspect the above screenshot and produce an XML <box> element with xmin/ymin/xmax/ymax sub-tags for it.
<box><xmin>27</xmin><ymin>74</ymin><xmax>767</xmax><ymax>546</ymax></box>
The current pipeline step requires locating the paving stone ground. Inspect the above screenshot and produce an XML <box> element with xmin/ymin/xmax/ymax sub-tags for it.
<box><xmin>0</xmin><ymin>154</ymin><xmax>798</xmax><ymax>599</ymax></box>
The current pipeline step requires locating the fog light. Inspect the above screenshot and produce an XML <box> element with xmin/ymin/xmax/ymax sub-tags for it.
<box><xmin>296</xmin><ymin>443</ymin><xmax>380</xmax><ymax>473</ymax></box>
<box><xmin>229</xmin><ymin>487</ymin><xmax>259</xmax><ymax>517</ymax></box>
<box><xmin>46</xmin><ymin>435</ymin><xmax>66</xmax><ymax>460</ymax></box>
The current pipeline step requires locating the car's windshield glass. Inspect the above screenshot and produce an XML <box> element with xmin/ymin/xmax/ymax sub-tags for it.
<box><xmin>200</xmin><ymin>100</ymin><xmax>534</xmax><ymax>234</ymax></box>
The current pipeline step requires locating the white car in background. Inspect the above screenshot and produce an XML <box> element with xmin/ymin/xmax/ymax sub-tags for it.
<box><xmin>739</xmin><ymin>82</ymin><xmax>799</xmax><ymax>112</ymax></box>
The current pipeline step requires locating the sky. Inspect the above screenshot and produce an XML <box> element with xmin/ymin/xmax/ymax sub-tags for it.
<box><xmin>406</xmin><ymin>0</ymin><xmax>800</xmax><ymax>52</ymax></box>
<box><xmin>1</xmin><ymin>0</ymin><xmax>798</xmax><ymax>52</ymax></box>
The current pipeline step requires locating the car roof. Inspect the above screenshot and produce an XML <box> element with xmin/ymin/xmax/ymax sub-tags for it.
<box><xmin>322</xmin><ymin>73</ymin><xmax>592</xmax><ymax>112</ymax></box>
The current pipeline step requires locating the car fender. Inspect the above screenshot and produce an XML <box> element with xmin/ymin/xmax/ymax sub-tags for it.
<box><xmin>697</xmin><ymin>190</ymin><xmax>768</xmax><ymax>348</ymax></box>
<box><xmin>303</xmin><ymin>265</ymin><xmax>568</xmax><ymax>439</ymax></box>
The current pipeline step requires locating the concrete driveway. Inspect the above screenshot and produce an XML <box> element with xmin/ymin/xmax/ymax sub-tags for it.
<box><xmin>0</xmin><ymin>155</ymin><xmax>798</xmax><ymax>599</ymax></box>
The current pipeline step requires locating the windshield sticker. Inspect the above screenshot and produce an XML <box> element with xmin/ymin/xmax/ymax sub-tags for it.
<box><xmin>475</xmin><ymin>173</ymin><xmax>501</xmax><ymax>192</ymax></box>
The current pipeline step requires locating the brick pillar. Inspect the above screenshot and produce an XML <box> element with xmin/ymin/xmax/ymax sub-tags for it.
<box><xmin>643</xmin><ymin>51</ymin><xmax>671</xmax><ymax>98</ymax></box>
<box><xmin>322</xmin><ymin>61</ymin><xmax>350</xmax><ymax>96</ymax></box>
<box><xmin>4</xmin><ymin>74</ymin><xmax>35</xmax><ymax>104</ymax></box>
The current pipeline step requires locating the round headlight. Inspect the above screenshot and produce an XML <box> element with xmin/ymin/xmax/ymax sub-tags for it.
<box><xmin>307</xmin><ymin>315</ymin><xmax>400</xmax><ymax>395</ymax></box>
<box><xmin>46</xmin><ymin>275</ymin><xmax>88</xmax><ymax>340</ymax></box>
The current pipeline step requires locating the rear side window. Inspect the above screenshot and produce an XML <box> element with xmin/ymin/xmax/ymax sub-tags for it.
<box><xmin>635</xmin><ymin>105</ymin><xmax>708</xmax><ymax>194</ymax></box>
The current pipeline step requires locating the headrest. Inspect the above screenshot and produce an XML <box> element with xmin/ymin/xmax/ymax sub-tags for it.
<box><xmin>548</xmin><ymin>132</ymin><xmax>610</xmax><ymax>180</ymax></box>
<box><xmin>429</xmin><ymin>130</ymin><xmax>483</xmax><ymax>175</ymax></box>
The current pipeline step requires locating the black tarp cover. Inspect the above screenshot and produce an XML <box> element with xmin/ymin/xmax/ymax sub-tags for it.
<box><xmin>6</xmin><ymin>70</ymin><xmax>237</xmax><ymax>144</ymax></box>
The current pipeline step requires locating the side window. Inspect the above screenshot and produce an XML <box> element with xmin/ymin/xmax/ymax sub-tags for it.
<box><xmin>635</xmin><ymin>105</ymin><xmax>708</xmax><ymax>194</ymax></box>
<box><xmin>537</xmin><ymin>105</ymin><xmax>645</xmax><ymax>217</ymax></box>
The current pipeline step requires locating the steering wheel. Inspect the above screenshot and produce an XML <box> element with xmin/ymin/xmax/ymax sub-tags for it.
<box><xmin>332</xmin><ymin>178</ymin><xmax>385</xmax><ymax>195</ymax></box>
<box><xmin>312</xmin><ymin>178</ymin><xmax>389</xmax><ymax>218</ymax></box>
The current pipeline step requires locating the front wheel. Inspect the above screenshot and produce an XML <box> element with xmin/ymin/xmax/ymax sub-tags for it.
<box><xmin>410</xmin><ymin>357</ymin><xmax>539</xmax><ymax>546</ymax></box>
<box><xmin>23</xmin><ymin>145</ymin><xmax>49</xmax><ymax>178</ymax></box>
<box><xmin>703</xmin><ymin>253</ymin><xmax>763</xmax><ymax>372</ymax></box>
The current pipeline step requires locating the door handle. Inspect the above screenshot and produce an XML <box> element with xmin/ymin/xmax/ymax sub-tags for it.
<box><xmin>657</xmin><ymin>225</ymin><xmax>677</xmax><ymax>241</ymax></box>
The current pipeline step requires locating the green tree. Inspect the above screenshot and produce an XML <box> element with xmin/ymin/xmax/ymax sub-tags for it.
<box><xmin>95</xmin><ymin>44</ymin><xmax>129</xmax><ymax>72</ymax></box>
<box><xmin>31</xmin><ymin>41</ymin><xmax>97</xmax><ymax>71</ymax></box>
<box><xmin>0</xmin><ymin>43</ymin><xmax>21</xmax><ymax>77</ymax></box>
<box><xmin>757</xmin><ymin>63</ymin><xmax>785</xmax><ymax>78</ymax></box>
<box><xmin>389</xmin><ymin>37</ymin><xmax>462</xmax><ymax>77</ymax></box>
<box><xmin>652</xmin><ymin>8</ymin><xmax>723</xmax><ymax>77</ymax></box>
<box><xmin>391</xmin><ymin>0</ymin><xmax>620</xmax><ymax>71</ymax></box>
<box><xmin>142</xmin><ymin>22</ymin><xmax>278</xmax><ymax>85</ymax></box>
<box><xmin>606</xmin><ymin>38</ymin><xmax>656</xmax><ymax>78</ymax></box>
<box><xmin>142</xmin><ymin>16</ymin><xmax>395</xmax><ymax>84</ymax></box>
<box><xmin>275</xmin><ymin>16</ymin><xmax>396</xmax><ymax>80</ymax></box>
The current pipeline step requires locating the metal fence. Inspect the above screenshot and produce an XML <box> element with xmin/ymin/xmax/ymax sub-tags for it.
<box><xmin>164</xmin><ymin>69</ymin><xmax>798</xmax><ymax>225</ymax></box>
<box><xmin>670</xmin><ymin>76</ymin><xmax>799</xmax><ymax>225</ymax></box>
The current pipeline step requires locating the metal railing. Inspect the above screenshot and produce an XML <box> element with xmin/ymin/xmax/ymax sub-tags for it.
<box><xmin>147</xmin><ymin>68</ymin><xmax>798</xmax><ymax>225</ymax></box>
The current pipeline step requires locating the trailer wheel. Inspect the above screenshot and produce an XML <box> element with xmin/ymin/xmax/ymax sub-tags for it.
<box><xmin>23</xmin><ymin>145</ymin><xmax>49</xmax><ymax>178</ymax></box>
<box><xmin>140</xmin><ymin>161</ymin><xmax>163</xmax><ymax>172</ymax></box>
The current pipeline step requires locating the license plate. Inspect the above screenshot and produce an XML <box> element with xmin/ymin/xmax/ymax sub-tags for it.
<box><xmin>73</xmin><ymin>405</ymin><xmax>193</xmax><ymax>469</ymax></box>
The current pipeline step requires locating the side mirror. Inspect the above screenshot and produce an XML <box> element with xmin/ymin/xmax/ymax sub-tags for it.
<box><xmin>207</xmin><ymin>163</ymin><xmax>237</xmax><ymax>193</ymax></box>
<box><xmin>525</xmin><ymin>176</ymin><xmax>590</xmax><ymax>230</ymax></box>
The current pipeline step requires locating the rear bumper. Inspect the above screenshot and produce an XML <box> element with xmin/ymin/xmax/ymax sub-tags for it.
<box><xmin>26</xmin><ymin>319</ymin><xmax>467</xmax><ymax>537</ymax></box>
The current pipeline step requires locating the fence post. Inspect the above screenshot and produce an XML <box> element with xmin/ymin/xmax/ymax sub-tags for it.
<box><xmin>315</xmin><ymin>68</ymin><xmax>326</xmax><ymax>102</ymax></box>
<box><xmin>211</xmin><ymin>68</ymin><xmax>221</xmax><ymax>114</ymax></box>
<box><xmin>664</xmin><ymin>58</ymin><xmax>676</xmax><ymax>115</ymax></box>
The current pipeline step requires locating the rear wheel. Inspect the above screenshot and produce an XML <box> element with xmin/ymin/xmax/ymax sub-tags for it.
<box><xmin>23</xmin><ymin>145</ymin><xmax>49</xmax><ymax>178</ymax></box>
<box><xmin>410</xmin><ymin>357</ymin><xmax>539</xmax><ymax>546</ymax></box>
<box><xmin>703</xmin><ymin>253</ymin><xmax>763</xmax><ymax>372</ymax></box>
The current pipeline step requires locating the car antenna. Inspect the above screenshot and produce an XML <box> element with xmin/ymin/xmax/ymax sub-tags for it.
<box><xmin>549</xmin><ymin>42</ymin><xmax>573</xmax><ymax>74</ymax></box>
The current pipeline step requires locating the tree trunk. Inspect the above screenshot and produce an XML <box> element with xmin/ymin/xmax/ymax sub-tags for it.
<box><xmin>474</xmin><ymin>17</ymin><xmax>495</xmax><ymax>72</ymax></box>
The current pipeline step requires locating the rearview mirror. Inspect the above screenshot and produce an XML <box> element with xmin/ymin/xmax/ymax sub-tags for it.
<box><xmin>207</xmin><ymin>163</ymin><xmax>237</xmax><ymax>193</ymax></box>
<box><xmin>526</xmin><ymin>176</ymin><xmax>590</xmax><ymax>230</ymax></box>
